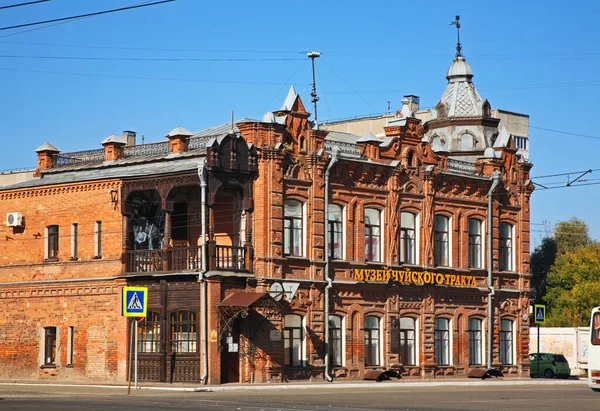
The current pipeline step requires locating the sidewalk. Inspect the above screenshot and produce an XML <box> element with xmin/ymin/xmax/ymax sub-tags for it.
<box><xmin>0</xmin><ymin>376</ymin><xmax>587</xmax><ymax>393</ymax></box>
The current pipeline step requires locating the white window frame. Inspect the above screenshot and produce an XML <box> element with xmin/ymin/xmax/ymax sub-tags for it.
<box><xmin>434</xmin><ymin>317</ymin><xmax>453</xmax><ymax>366</ymax></box>
<box><xmin>434</xmin><ymin>215</ymin><xmax>452</xmax><ymax>267</ymax></box>
<box><xmin>328</xmin><ymin>204</ymin><xmax>345</xmax><ymax>260</ymax></box>
<box><xmin>67</xmin><ymin>326</ymin><xmax>75</xmax><ymax>366</ymax></box>
<box><xmin>94</xmin><ymin>220</ymin><xmax>102</xmax><ymax>258</ymax></box>
<box><xmin>364</xmin><ymin>208</ymin><xmax>384</xmax><ymax>263</ymax></box>
<box><xmin>400</xmin><ymin>212</ymin><xmax>419</xmax><ymax>265</ymax></box>
<box><xmin>499</xmin><ymin>222</ymin><xmax>514</xmax><ymax>271</ymax></box>
<box><xmin>328</xmin><ymin>314</ymin><xmax>345</xmax><ymax>367</ymax></box>
<box><xmin>399</xmin><ymin>316</ymin><xmax>419</xmax><ymax>366</ymax></box>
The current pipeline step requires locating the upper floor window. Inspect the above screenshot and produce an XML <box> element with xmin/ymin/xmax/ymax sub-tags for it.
<box><xmin>400</xmin><ymin>212</ymin><xmax>416</xmax><ymax>265</ymax></box>
<box><xmin>468</xmin><ymin>318</ymin><xmax>483</xmax><ymax>365</ymax></box>
<box><xmin>468</xmin><ymin>219</ymin><xmax>483</xmax><ymax>268</ymax></box>
<box><xmin>71</xmin><ymin>223</ymin><xmax>78</xmax><ymax>260</ymax></box>
<box><xmin>94</xmin><ymin>221</ymin><xmax>102</xmax><ymax>258</ymax></box>
<box><xmin>499</xmin><ymin>223</ymin><xmax>513</xmax><ymax>271</ymax></box>
<box><xmin>434</xmin><ymin>215</ymin><xmax>449</xmax><ymax>267</ymax></box>
<box><xmin>170</xmin><ymin>310</ymin><xmax>197</xmax><ymax>353</ymax></box>
<box><xmin>434</xmin><ymin>318</ymin><xmax>450</xmax><ymax>365</ymax></box>
<box><xmin>329</xmin><ymin>315</ymin><xmax>343</xmax><ymax>367</ymax></box>
<box><xmin>399</xmin><ymin>317</ymin><xmax>416</xmax><ymax>366</ymax></box>
<box><xmin>364</xmin><ymin>315</ymin><xmax>381</xmax><ymax>366</ymax></box>
<box><xmin>328</xmin><ymin>204</ymin><xmax>343</xmax><ymax>260</ymax></box>
<box><xmin>284</xmin><ymin>314</ymin><xmax>304</xmax><ymax>367</ymax></box>
<box><xmin>513</xmin><ymin>135</ymin><xmax>528</xmax><ymax>150</ymax></box>
<box><xmin>284</xmin><ymin>200</ymin><xmax>303</xmax><ymax>257</ymax></box>
<box><xmin>460</xmin><ymin>133</ymin><xmax>475</xmax><ymax>150</ymax></box>
<box><xmin>499</xmin><ymin>319</ymin><xmax>513</xmax><ymax>364</ymax></box>
<box><xmin>364</xmin><ymin>208</ymin><xmax>382</xmax><ymax>262</ymax></box>
<box><xmin>46</xmin><ymin>225</ymin><xmax>59</xmax><ymax>260</ymax></box>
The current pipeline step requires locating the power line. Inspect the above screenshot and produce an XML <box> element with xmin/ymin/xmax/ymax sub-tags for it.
<box><xmin>0</xmin><ymin>54</ymin><xmax>303</xmax><ymax>62</ymax></box>
<box><xmin>320</xmin><ymin>57</ymin><xmax>376</xmax><ymax>112</ymax></box>
<box><xmin>530</xmin><ymin>125</ymin><xmax>600</xmax><ymax>141</ymax></box>
<box><xmin>0</xmin><ymin>0</ymin><xmax>50</xmax><ymax>11</ymax></box>
<box><xmin>0</xmin><ymin>0</ymin><xmax>175</xmax><ymax>31</ymax></box>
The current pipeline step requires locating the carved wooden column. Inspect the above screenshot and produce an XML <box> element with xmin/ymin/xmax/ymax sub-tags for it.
<box><xmin>207</xmin><ymin>205</ymin><xmax>216</xmax><ymax>271</ymax></box>
<box><xmin>122</xmin><ymin>214</ymin><xmax>130</xmax><ymax>274</ymax></box>
<box><xmin>162</xmin><ymin>201</ymin><xmax>173</xmax><ymax>272</ymax></box>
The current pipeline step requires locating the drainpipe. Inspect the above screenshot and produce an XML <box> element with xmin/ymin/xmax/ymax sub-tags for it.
<box><xmin>198</xmin><ymin>159</ymin><xmax>208</xmax><ymax>384</ymax></box>
<box><xmin>323</xmin><ymin>149</ymin><xmax>339</xmax><ymax>382</ymax></box>
<box><xmin>487</xmin><ymin>171</ymin><xmax>501</xmax><ymax>370</ymax></box>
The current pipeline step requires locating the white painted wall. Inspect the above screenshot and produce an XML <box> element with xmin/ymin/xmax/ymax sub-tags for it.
<box><xmin>529</xmin><ymin>327</ymin><xmax>590</xmax><ymax>375</ymax></box>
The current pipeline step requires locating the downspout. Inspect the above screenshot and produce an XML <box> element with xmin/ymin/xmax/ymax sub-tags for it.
<box><xmin>323</xmin><ymin>149</ymin><xmax>339</xmax><ymax>382</ymax></box>
<box><xmin>198</xmin><ymin>159</ymin><xmax>208</xmax><ymax>384</ymax></box>
<box><xmin>487</xmin><ymin>171</ymin><xmax>501</xmax><ymax>370</ymax></box>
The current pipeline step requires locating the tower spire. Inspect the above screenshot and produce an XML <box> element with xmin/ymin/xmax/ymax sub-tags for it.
<box><xmin>450</xmin><ymin>15</ymin><xmax>462</xmax><ymax>57</ymax></box>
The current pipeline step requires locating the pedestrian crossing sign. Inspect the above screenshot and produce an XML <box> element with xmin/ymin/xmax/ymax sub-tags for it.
<box><xmin>122</xmin><ymin>286</ymin><xmax>148</xmax><ymax>317</ymax></box>
<box><xmin>534</xmin><ymin>304</ymin><xmax>545</xmax><ymax>325</ymax></box>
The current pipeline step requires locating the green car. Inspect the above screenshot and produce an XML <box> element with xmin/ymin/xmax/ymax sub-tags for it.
<box><xmin>530</xmin><ymin>353</ymin><xmax>571</xmax><ymax>378</ymax></box>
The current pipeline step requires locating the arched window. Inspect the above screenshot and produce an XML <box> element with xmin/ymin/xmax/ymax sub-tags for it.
<box><xmin>460</xmin><ymin>133</ymin><xmax>475</xmax><ymax>150</ymax></box>
<box><xmin>329</xmin><ymin>315</ymin><xmax>343</xmax><ymax>367</ymax></box>
<box><xmin>399</xmin><ymin>317</ymin><xmax>416</xmax><ymax>366</ymax></box>
<box><xmin>434</xmin><ymin>215</ymin><xmax>450</xmax><ymax>266</ymax></box>
<box><xmin>431</xmin><ymin>136</ymin><xmax>445</xmax><ymax>151</ymax></box>
<box><xmin>400</xmin><ymin>212</ymin><xmax>416</xmax><ymax>265</ymax></box>
<box><xmin>284</xmin><ymin>314</ymin><xmax>304</xmax><ymax>367</ymax></box>
<box><xmin>170</xmin><ymin>310</ymin><xmax>197</xmax><ymax>353</ymax></box>
<box><xmin>138</xmin><ymin>311</ymin><xmax>161</xmax><ymax>353</ymax></box>
<box><xmin>468</xmin><ymin>219</ymin><xmax>483</xmax><ymax>268</ymax></box>
<box><xmin>284</xmin><ymin>200</ymin><xmax>303</xmax><ymax>257</ymax></box>
<box><xmin>364</xmin><ymin>316</ymin><xmax>381</xmax><ymax>366</ymax></box>
<box><xmin>468</xmin><ymin>318</ymin><xmax>483</xmax><ymax>365</ymax></box>
<box><xmin>365</xmin><ymin>208</ymin><xmax>382</xmax><ymax>262</ymax></box>
<box><xmin>499</xmin><ymin>223</ymin><xmax>513</xmax><ymax>271</ymax></box>
<box><xmin>434</xmin><ymin>318</ymin><xmax>450</xmax><ymax>365</ymax></box>
<box><xmin>328</xmin><ymin>204</ymin><xmax>343</xmax><ymax>260</ymax></box>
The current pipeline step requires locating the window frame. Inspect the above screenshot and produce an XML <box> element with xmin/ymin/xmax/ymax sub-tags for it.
<box><xmin>399</xmin><ymin>316</ymin><xmax>417</xmax><ymax>366</ymax></box>
<box><xmin>499</xmin><ymin>222</ymin><xmax>513</xmax><ymax>271</ymax></box>
<box><xmin>71</xmin><ymin>223</ymin><xmax>78</xmax><ymax>260</ymax></box>
<box><xmin>169</xmin><ymin>309</ymin><xmax>197</xmax><ymax>353</ymax></box>
<box><xmin>284</xmin><ymin>314</ymin><xmax>304</xmax><ymax>367</ymax></box>
<box><xmin>44</xmin><ymin>326</ymin><xmax>57</xmax><ymax>366</ymax></box>
<box><xmin>364</xmin><ymin>315</ymin><xmax>381</xmax><ymax>367</ymax></box>
<box><xmin>138</xmin><ymin>311</ymin><xmax>161</xmax><ymax>353</ymax></box>
<box><xmin>46</xmin><ymin>225</ymin><xmax>59</xmax><ymax>260</ymax></box>
<box><xmin>328</xmin><ymin>315</ymin><xmax>343</xmax><ymax>367</ymax></box>
<box><xmin>328</xmin><ymin>204</ymin><xmax>344</xmax><ymax>260</ymax></box>
<box><xmin>67</xmin><ymin>326</ymin><xmax>75</xmax><ymax>366</ymax></box>
<box><xmin>499</xmin><ymin>319</ymin><xmax>514</xmax><ymax>364</ymax></box>
<box><xmin>468</xmin><ymin>218</ymin><xmax>483</xmax><ymax>269</ymax></box>
<box><xmin>468</xmin><ymin>318</ymin><xmax>483</xmax><ymax>365</ymax></box>
<box><xmin>434</xmin><ymin>317</ymin><xmax>451</xmax><ymax>366</ymax></box>
<box><xmin>399</xmin><ymin>212</ymin><xmax>417</xmax><ymax>265</ymax></box>
<box><xmin>94</xmin><ymin>220</ymin><xmax>102</xmax><ymax>258</ymax></box>
<box><xmin>434</xmin><ymin>215</ymin><xmax>450</xmax><ymax>267</ymax></box>
<box><xmin>364</xmin><ymin>208</ymin><xmax>382</xmax><ymax>263</ymax></box>
<box><xmin>284</xmin><ymin>199</ymin><xmax>304</xmax><ymax>257</ymax></box>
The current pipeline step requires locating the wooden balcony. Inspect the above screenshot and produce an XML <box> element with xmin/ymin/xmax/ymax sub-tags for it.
<box><xmin>124</xmin><ymin>244</ymin><xmax>252</xmax><ymax>274</ymax></box>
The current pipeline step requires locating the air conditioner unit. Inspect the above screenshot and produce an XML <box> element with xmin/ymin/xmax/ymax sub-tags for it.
<box><xmin>6</xmin><ymin>212</ymin><xmax>23</xmax><ymax>227</ymax></box>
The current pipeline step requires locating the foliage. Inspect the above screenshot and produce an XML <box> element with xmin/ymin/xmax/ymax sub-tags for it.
<box><xmin>530</xmin><ymin>237</ymin><xmax>557</xmax><ymax>304</ymax></box>
<box><xmin>554</xmin><ymin>217</ymin><xmax>591</xmax><ymax>255</ymax></box>
<box><xmin>544</xmin><ymin>242</ymin><xmax>600</xmax><ymax>327</ymax></box>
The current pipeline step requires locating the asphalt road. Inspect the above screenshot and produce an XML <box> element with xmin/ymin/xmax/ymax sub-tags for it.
<box><xmin>0</xmin><ymin>382</ymin><xmax>597</xmax><ymax>410</ymax></box>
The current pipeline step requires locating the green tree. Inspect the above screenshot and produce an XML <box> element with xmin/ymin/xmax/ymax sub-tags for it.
<box><xmin>545</xmin><ymin>242</ymin><xmax>600</xmax><ymax>327</ymax></box>
<box><xmin>530</xmin><ymin>236</ymin><xmax>557</xmax><ymax>304</ymax></box>
<box><xmin>554</xmin><ymin>217</ymin><xmax>591</xmax><ymax>254</ymax></box>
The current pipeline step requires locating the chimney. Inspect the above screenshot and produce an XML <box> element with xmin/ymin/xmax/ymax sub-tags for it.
<box><xmin>101</xmin><ymin>134</ymin><xmax>127</xmax><ymax>161</ymax></box>
<box><xmin>401</xmin><ymin>95</ymin><xmax>420</xmax><ymax>117</ymax></box>
<box><xmin>34</xmin><ymin>142</ymin><xmax>60</xmax><ymax>175</ymax></box>
<box><xmin>166</xmin><ymin>126</ymin><xmax>193</xmax><ymax>154</ymax></box>
<box><xmin>122</xmin><ymin>130</ymin><xmax>136</xmax><ymax>146</ymax></box>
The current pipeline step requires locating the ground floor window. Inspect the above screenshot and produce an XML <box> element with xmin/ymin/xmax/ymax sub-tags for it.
<box><xmin>499</xmin><ymin>319</ymin><xmax>513</xmax><ymax>364</ymax></box>
<box><xmin>329</xmin><ymin>315</ymin><xmax>343</xmax><ymax>367</ymax></box>
<box><xmin>284</xmin><ymin>314</ymin><xmax>303</xmax><ymax>367</ymax></box>
<box><xmin>170</xmin><ymin>310</ymin><xmax>197</xmax><ymax>353</ymax></box>
<box><xmin>399</xmin><ymin>317</ymin><xmax>416</xmax><ymax>366</ymax></box>
<box><xmin>364</xmin><ymin>316</ymin><xmax>381</xmax><ymax>366</ymax></box>
<box><xmin>468</xmin><ymin>318</ymin><xmax>483</xmax><ymax>365</ymax></box>
<box><xmin>138</xmin><ymin>311</ymin><xmax>161</xmax><ymax>353</ymax></box>
<box><xmin>434</xmin><ymin>318</ymin><xmax>450</xmax><ymax>365</ymax></box>
<box><xmin>44</xmin><ymin>326</ymin><xmax>57</xmax><ymax>366</ymax></box>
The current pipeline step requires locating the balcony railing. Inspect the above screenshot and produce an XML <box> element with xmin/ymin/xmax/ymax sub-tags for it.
<box><xmin>124</xmin><ymin>244</ymin><xmax>248</xmax><ymax>274</ymax></box>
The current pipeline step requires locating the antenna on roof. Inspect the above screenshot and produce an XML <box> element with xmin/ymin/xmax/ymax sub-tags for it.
<box><xmin>387</xmin><ymin>100</ymin><xmax>391</xmax><ymax>114</ymax></box>
<box><xmin>229</xmin><ymin>110</ymin><xmax>235</xmax><ymax>135</ymax></box>
<box><xmin>307</xmin><ymin>51</ymin><xmax>321</xmax><ymax>130</ymax></box>
<box><xmin>450</xmin><ymin>15</ymin><xmax>462</xmax><ymax>57</ymax></box>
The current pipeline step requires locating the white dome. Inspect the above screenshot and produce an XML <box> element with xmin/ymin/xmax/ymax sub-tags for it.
<box><xmin>446</xmin><ymin>56</ymin><xmax>473</xmax><ymax>81</ymax></box>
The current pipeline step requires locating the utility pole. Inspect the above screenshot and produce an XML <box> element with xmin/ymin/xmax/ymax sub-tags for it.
<box><xmin>307</xmin><ymin>51</ymin><xmax>321</xmax><ymax>130</ymax></box>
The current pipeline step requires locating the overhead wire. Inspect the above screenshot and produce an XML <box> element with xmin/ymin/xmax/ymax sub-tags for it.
<box><xmin>0</xmin><ymin>0</ymin><xmax>50</xmax><ymax>11</ymax></box>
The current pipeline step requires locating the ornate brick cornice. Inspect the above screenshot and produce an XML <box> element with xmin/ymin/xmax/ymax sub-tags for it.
<box><xmin>0</xmin><ymin>180</ymin><xmax>121</xmax><ymax>201</ymax></box>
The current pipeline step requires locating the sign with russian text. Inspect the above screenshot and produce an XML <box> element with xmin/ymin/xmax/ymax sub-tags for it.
<box><xmin>353</xmin><ymin>267</ymin><xmax>477</xmax><ymax>288</ymax></box>
<box><xmin>122</xmin><ymin>286</ymin><xmax>148</xmax><ymax>317</ymax></box>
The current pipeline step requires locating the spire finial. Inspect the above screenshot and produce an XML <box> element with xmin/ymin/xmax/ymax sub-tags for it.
<box><xmin>450</xmin><ymin>15</ymin><xmax>462</xmax><ymax>57</ymax></box>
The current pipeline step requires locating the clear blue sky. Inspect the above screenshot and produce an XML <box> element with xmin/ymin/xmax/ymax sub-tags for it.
<box><xmin>2</xmin><ymin>0</ymin><xmax>599</xmax><ymax>246</ymax></box>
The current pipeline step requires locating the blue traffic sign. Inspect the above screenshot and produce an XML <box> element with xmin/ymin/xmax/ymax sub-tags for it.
<box><xmin>122</xmin><ymin>286</ymin><xmax>148</xmax><ymax>317</ymax></box>
<box><xmin>534</xmin><ymin>304</ymin><xmax>545</xmax><ymax>325</ymax></box>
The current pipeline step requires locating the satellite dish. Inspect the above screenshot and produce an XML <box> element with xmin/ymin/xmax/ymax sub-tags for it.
<box><xmin>269</xmin><ymin>282</ymin><xmax>284</xmax><ymax>301</ymax></box>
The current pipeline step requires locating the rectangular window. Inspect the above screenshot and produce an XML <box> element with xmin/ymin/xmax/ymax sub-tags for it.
<box><xmin>468</xmin><ymin>219</ymin><xmax>482</xmax><ymax>268</ymax></box>
<box><xmin>364</xmin><ymin>316</ymin><xmax>380</xmax><ymax>366</ymax></box>
<box><xmin>499</xmin><ymin>319</ymin><xmax>513</xmax><ymax>364</ymax></box>
<box><xmin>434</xmin><ymin>318</ymin><xmax>450</xmax><ymax>365</ymax></box>
<box><xmin>47</xmin><ymin>225</ymin><xmax>59</xmax><ymax>260</ymax></box>
<box><xmin>170</xmin><ymin>310</ymin><xmax>197</xmax><ymax>353</ymax></box>
<box><xmin>364</xmin><ymin>209</ymin><xmax>381</xmax><ymax>262</ymax></box>
<box><xmin>400</xmin><ymin>212</ymin><xmax>416</xmax><ymax>265</ymax></box>
<box><xmin>399</xmin><ymin>317</ymin><xmax>416</xmax><ymax>366</ymax></box>
<box><xmin>284</xmin><ymin>200</ymin><xmax>303</xmax><ymax>257</ymax></box>
<box><xmin>284</xmin><ymin>314</ymin><xmax>303</xmax><ymax>367</ymax></box>
<box><xmin>434</xmin><ymin>215</ymin><xmax>449</xmax><ymax>266</ymax></box>
<box><xmin>593</xmin><ymin>311</ymin><xmax>600</xmax><ymax>345</ymax></box>
<box><xmin>67</xmin><ymin>326</ymin><xmax>75</xmax><ymax>366</ymax></box>
<box><xmin>329</xmin><ymin>315</ymin><xmax>343</xmax><ymax>367</ymax></box>
<box><xmin>94</xmin><ymin>221</ymin><xmax>102</xmax><ymax>258</ymax></box>
<box><xmin>44</xmin><ymin>326</ymin><xmax>57</xmax><ymax>366</ymax></box>
<box><xmin>71</xmin><ymin>223</ymin><xmax>78</xmax><ymax>260</ymax></box>
<box><xmin>499</xmin><ymin>223</ymin><xmax>513</xmax><ymax>271</ymax></box>
<box><xmin>328</xmin><ymin>204</ymin><xmax>343</xmax><ymax>260</ymax></box>
<box><xmin>468</xmin><ymin>318</ymin><xmax>483</xmax><ymax>365</ymax></box>
<box><xmin>138</xmin><ymin>311</ymin><xmax>161</xmax><ymax>353</ymax></box>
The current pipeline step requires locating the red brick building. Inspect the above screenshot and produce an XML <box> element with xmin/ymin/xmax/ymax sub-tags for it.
<box><xmin>0</xmin><ymin>53</ymin><xmax>533</xmax><ymax>384</ymax></box>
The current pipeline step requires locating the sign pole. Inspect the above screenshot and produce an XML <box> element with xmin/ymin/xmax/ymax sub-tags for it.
<box><xmin>537</xmin><ymin>323</ymin><xmax>540</xmax><ymax>378</ymax></box>
<box><xmin>135</xmin><ymin>319</ymin><xmax>138</xmax><ymax>389</ymax></box>
<box><xmin>128</xmin><ymin>317</ymin><xmax>133</xmax><ymax>395</ymax></box>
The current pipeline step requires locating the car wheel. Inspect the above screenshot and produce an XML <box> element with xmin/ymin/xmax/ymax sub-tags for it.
<box><xmin>544</xmin><ymin>369</ymin><xmax>554</xmax><ymax>378</ymax></box>
<box><xmin>592</xmin><ymin>388</ymin><xmax>600</xmax><ymax>392</ymax></box>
